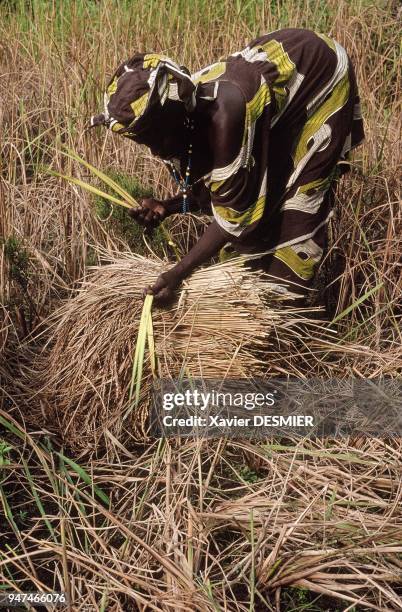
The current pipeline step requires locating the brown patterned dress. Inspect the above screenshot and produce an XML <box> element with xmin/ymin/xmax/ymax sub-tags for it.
<box><xmin>179</xmin><ymin>28</ymin><xmax>365</xmax><ymax>289</ymax></box>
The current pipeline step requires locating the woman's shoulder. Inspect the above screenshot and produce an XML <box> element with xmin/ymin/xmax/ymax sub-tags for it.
<box><xmin>210</xmin><ymin>81</ymin><xmax>246</xmax><ymax>128</ymax></box>
<box><xmin>206</xmin><ymin>81</ymin><xmax>246</xmax><ymax>168</ymax></box>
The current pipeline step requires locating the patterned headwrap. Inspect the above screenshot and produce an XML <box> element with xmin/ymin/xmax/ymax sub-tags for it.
<box><xmin>90</xmin><ymin>53</ymin><xmax>196</xmax><ymax>138</ymax></box>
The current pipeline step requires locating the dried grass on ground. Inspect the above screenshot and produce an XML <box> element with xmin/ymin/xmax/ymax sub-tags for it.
<box><xmin>2</xmin><ymin>409</ymin><xmax>402</xmax><ymax>610</ymax></box>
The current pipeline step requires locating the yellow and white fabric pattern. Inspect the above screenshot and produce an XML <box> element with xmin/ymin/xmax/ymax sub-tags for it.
<box><xmin>193</xmin><ymin>28</ymin><xmax>364</xmax><ymax>249</ymax></box>
<box><xmin>90</xmin><ymin>53</ymin><xmax>196</xmax><ymax>137</ymax></box>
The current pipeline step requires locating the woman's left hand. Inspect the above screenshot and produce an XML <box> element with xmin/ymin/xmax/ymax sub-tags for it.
<box><xmin>143</xmin><ymin>269</ymin><xmax>183</xmax><ymax>304</ymax></box>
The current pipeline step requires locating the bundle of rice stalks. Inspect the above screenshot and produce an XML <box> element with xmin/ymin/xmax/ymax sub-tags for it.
<box><xmin>31</xmin><ymin>251</ymin><xmax>322</xmax><ymax>453</ymax></box>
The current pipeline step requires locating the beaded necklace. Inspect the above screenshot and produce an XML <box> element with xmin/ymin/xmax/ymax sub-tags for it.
<box><xmin>166</xmin><ymin>117</ymin><xmax>194</xmax><ymax>213</ymax></box>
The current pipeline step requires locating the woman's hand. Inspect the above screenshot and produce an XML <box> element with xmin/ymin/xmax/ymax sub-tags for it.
<box><xmin>144</xmin><ymin>269</ymin><xmax>183</xmax><ymax>304</ymax></box>
<box><xmin>143</xmin><ymin>221</ymin><xmax>228</xmax><ymax>306</ymax></box>
<box><xmin>128</xmin><ymin>197</ymin><xmax>167</xmax><ymax>228</ymax></box>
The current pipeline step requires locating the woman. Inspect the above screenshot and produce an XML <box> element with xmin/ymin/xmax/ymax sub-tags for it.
<box><xmin>90</xmin><ymin>28</ymin><xmax>364</xmax><ymax>303</ymax></box>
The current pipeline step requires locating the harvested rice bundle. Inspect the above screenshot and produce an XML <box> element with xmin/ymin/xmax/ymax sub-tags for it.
<box><xmin>36</xmin><ymin>252</ymin><xmax>316</xmax><ymax>452</ymax></box>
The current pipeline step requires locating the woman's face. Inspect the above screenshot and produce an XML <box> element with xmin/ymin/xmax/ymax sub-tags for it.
<box><xmin>131</xmin><ymin>101</ymin><xmax>187</xmax><ymax>159</ymax></box>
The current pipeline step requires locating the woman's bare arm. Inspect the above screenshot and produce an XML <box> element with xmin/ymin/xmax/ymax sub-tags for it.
<box><xmin>145</xmin><ymin>220</ymin><xmax>228</xmax><ymax>302</ymax></box>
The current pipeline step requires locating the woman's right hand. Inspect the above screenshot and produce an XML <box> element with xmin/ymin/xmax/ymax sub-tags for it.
<box><xmin>127</xmin><ymin>198</ymin><xmax>168</xmax><ymax>228</ymax></box>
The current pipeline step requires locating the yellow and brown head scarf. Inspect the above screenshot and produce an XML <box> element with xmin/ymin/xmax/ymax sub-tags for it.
<box><xmin>90</xmin><ymin>53</ymin><xmax>196</xmax><ymax>138</ymax></box>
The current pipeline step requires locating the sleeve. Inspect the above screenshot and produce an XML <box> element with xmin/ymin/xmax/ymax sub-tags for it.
<box><xmin>209</xmin><ymin>163</ymin><xmax>267</xmax><ymax>240</ymax></box>
<box><xmin>207</xmin><ymin>77</ymin><xmax>272</xmax><ymax>241</ymax></box>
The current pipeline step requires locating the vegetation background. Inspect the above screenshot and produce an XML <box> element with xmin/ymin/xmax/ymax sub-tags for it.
<box><xmin>0</xmin><ymin>0</ymin><xmax>401</xmax><ymax>610</ymax></box>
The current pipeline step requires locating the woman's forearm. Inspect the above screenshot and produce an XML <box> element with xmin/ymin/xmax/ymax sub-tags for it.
<box><xmin>147</xmin><ymin>220</ymin><xmax>229</xmax><ymax>300</ymax></box>
<box><xmin>169</xmin><ymin>220</ymin><xmax>228</xmax><ymax>281</ymax></box>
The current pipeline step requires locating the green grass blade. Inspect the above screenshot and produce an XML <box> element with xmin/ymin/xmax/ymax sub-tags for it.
<box><xmin>0</xmin><ymin>414</ymin><xmax>25</xmax><ymax>441</ymax></box>
<box><xmin>21</xmin><ymin>458</ymin><xmax>56</xmax><ymax>542</ymax></box>
<box><xmin>0</xmin><ymin>412</ymin><xmax>59</xmax><ymax>491</ymax></box>
<box><xmin>61</xmin><ymin>147</ymin><xmax>139</xmax><ymax>208</ymax></box>
<box><xmin>128</xmin><ymin>295</ymin><xmax>154</xmax><ymax>415</ymax></box>
<box><xmin>331</xmin><ymin>282</ymin><xmax>384</xmax><ymax>325</ymax></box>
<box><xmin>99</xmin><ymin>587</ymin><xmax>109</xmax><ymax>612</ymax></box>
<box><xmin>58</xmin><ymin>456</ymin><xmax>91</xmax><ymax>555</ymax></box>
<box><xmin>128</xmin><ymin>300</ymin><xmax>149</xmax><ymax>400</ymax></box>
<box><xmin>0</xmin><ymin>486</ymin><xmax>19</xmax><ymax>534</ymax></box>
<box><xmin>47</xmin><ymin>169</ymin><xmax>132</xmax><ymax>208</ymax></box>
<box><xmin>147</xmin><ymin>304</ymin><xmax>157</xmax><ymax>377</ymax></box>
<box><xmin>133</xmin><ymin>295</ymin><xmax>153</xmax><ymax>403</ymax></box>
<box><xmin>55</xmin><ymin>452</ymin><xmax>110</xmax><ymax>506</ymax></box>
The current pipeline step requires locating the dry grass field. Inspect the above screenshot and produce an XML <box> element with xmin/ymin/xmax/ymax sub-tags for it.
<box><xmin>0</xmin><ymin>0</ymin><xmax>401</xmax><ymax>609</ymax></box>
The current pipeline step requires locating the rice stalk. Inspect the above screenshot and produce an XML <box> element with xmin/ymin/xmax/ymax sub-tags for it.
<box><xmin>47</xmin><ymin>168</ymin><xmax>132</xmax><ymax>208</ymax></box>
<box><xmin>60</xmin><ymin>146</ymin><xmax>140</xmax><ymax>208</ymax></box>
<box><xmin>127</xmin><ymin>293</ymin><xmax>155</xmax><ymax>416</ymax></box>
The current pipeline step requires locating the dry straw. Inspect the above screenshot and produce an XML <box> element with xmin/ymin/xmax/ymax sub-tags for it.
<box><xmin>0</xmin><ymin>305</ymin><xmax>10</xmax><ymax>398</ymax></box>
<box><xmin>33</xmin><ymin>251</ymin><xmax>320</xmax><ymax>453</ymax></box>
